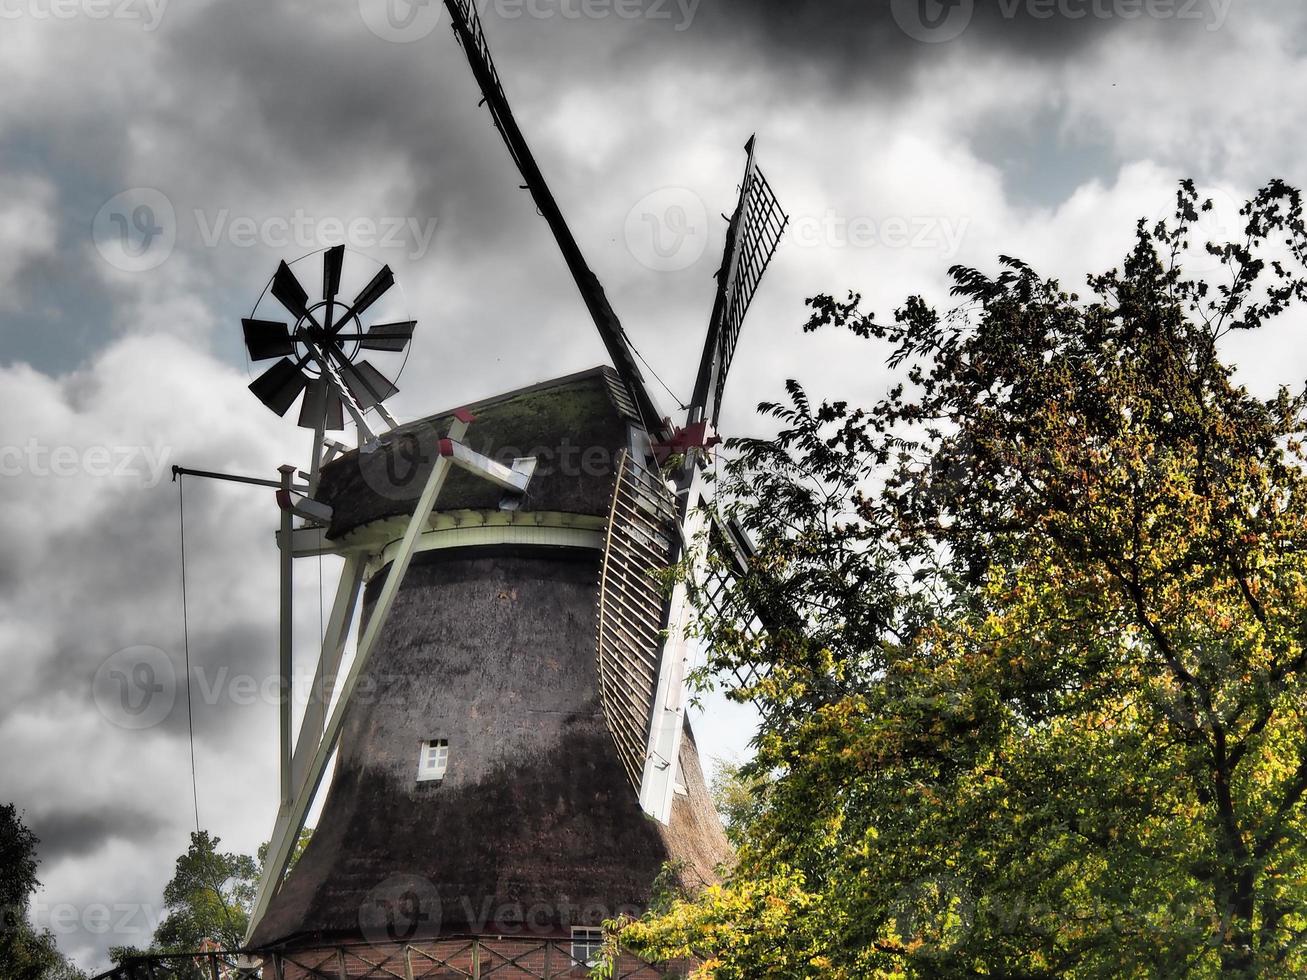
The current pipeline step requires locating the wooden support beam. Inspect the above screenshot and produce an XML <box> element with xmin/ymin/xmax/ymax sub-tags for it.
<box><xmin>638</xmin><ymin>465</ymin><xmax>707</xmax><ymax>824</ymax></box>
<box><xmin>245</xmin><ymin>416</ymin><xmax>469</xmax><ymax>943</ymax></box>
<box><xmin>290</xmin><ymin>554</ymin><xmax>364</xmax><ymax>795</ymax></box>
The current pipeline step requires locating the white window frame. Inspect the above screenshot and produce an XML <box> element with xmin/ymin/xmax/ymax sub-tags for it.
<box><xmin>570</xmin><ymin>926</ymin><xmax>604</xmax><ymax>967</ymax></box>
<box><xmin>416</xmin><ymin>738</ymin><xmax>448</xmax><ymax>783</ymax></box>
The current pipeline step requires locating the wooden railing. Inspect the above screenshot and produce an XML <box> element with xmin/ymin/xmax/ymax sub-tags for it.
<box><xmin>90</xmin><ymin>937</ymin><xmax>686</xmax><ymax>980</ymax></box>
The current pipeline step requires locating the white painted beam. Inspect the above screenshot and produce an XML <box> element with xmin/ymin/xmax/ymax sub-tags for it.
<box><xmin>244</xmin><ymin>415</ymin><xmax>469</xmax><ymax>942</ymax></box>
<box><xmin>290</xmin><ymin>554</ymin><xmax>364</xmax><ymax>795</ymax></box>
<box><xmin>638</xmin><ymin>464</ymin><xmax>709</xmax><ymax>824</ymax></box>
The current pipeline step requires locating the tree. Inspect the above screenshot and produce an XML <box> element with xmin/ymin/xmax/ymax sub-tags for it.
<box><xmin>0</xmin><ymin>803</ymin><xmax>86</xmax><ymax>980</ymax></box>
<box><xmin>618</xmin><ymin>182</ymin><xmax>1307</xmax><ymax>977</ymax></box>
<box><xmin>153</xmin><ymin>831</ymin><xmax>259</xmax><ymax>954</ymax></box>
<box><xmin>709</xmin><ymin>760</ymin><xmax>764</xmax><ymax>847</ymax></box>
<box><xmin>110</xmin><ymin>828</ymin><xmax>310</xmax><ymax>974</ymax></box>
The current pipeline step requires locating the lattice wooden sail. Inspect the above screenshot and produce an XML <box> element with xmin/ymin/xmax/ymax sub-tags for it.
<box><xmin>699</xmin><ymin>519</ymin><xmax>772</xmax><ymax>696</ymax></box>
<box><xmin>713</xmin><ymin>164</ymin><xmax>787</xmax><ymax>412</ymax></box>
<box><xmin>596</xmin><ymin>449</ymin><xmax>678</xmax><ymax>790</ymax></box>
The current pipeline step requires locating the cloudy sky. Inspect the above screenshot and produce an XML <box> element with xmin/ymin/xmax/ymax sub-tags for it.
<box><xmin>2</xmin><ymin>0</ymin><xmax>1305</xmax><ymax>971</ymax></box>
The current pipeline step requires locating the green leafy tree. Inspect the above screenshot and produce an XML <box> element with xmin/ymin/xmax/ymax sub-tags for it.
<box><xmin>0</xmin><ymin>803</ymin><xmax>86</xmax><ymax>980</ymax></box>
<box><xmin>111</xmin><ymin>828</ymin><xmax>311</xmax><ymax>974</ymax></box>
<box><xmin>709</xmin><ymin>760</ymin><xmax>769</xmax><ymax>848</ymax></box>
<box><xmin>154</xmin><ymin>831</ymin><xmax>258</xmax><ymax>953</ymax></box>
<box><xmin>619</xmin><ymin>182</ymin><xmax>1307</xmax><ymax>977</ymax></box>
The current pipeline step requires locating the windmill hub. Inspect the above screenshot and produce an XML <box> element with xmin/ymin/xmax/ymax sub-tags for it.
<box><xmin>293</xmin><ymin>301</ymin><xmax>362</xmax><ymax>372</ymax></box>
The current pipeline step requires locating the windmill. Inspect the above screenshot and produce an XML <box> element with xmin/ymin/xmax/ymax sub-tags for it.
<box><xmin>221</xmin><ymin>3</ymin><xmax>789</xmax><ymax>975</ymax></box>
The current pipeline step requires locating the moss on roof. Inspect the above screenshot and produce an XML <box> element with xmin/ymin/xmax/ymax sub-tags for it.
<box><xmin>318</xmin><ymin>367</ymin><xmax>636</xmax><ymax>539</ymax></box>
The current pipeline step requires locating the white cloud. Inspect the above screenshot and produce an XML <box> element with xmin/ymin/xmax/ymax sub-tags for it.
<box><xmin>0</xmin><ymin>174</ymin><xmax>58</xmax><ymax>305</ymax></box>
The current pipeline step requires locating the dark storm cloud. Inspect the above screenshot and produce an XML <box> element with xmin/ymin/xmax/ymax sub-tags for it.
<box><xmin>159</xmin><ymin>0</ymin><xmax>520</xmax><ymax>244</ymax></box>
<box><xmin>684</xmin><ymin>0</ymin><xmax>1213</xmax><ymax>82</ymax></box>
<box><xmin>27</xmin><ymin>808</ymin><xmax>165</xmax><ymax>862</ymax></box>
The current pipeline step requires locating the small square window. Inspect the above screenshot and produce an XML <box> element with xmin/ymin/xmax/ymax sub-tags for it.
<box><xmin>571</xmin><ymin>926</ymin><xmax>603</xmax><ymax>967</ymax></box>
<box><xmin>417</xmin><ymin>739</ymin><xmax>448</xmax><ymax>782</ymax></box>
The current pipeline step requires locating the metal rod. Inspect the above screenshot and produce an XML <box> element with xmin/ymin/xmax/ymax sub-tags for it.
<box><xmin>171</xmin><ymin>465</ymin><xmax>282</xmax><ymax>489</ymax></box>
<box><xmin>278</xmin><ymin>465</ymin><xmax>295</xmax><ymax>812</ymax></box>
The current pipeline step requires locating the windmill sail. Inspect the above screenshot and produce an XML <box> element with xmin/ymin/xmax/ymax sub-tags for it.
<box><xmin>691</xmin><ymin>138</ymin><xmax>790</xmax><ymax>429</ymax></box>
<box><xmin>443</xmin><ymin>0</ymin><xmax>668</xmax><ymax>439</ymax></box>
<box><xmin>597</xmin><ymin>449</ymin><xmax>679</xmax><ymax>789</ymax></box>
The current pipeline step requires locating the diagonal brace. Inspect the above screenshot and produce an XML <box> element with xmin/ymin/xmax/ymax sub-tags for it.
<box><xmin>245</xmin><ymin>414</ymin><xmax>470</xmax><ymax>942</ymax></box>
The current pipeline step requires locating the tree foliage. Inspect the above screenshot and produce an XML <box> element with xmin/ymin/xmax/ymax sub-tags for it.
<box><xmin>110</xmin><ymin>828</ymin><xmax>311</xmax><ymax>974</ymax></box>
<box><xmin>0</xmin><ymin>803</ymin><xmax>86</xmax><ymax>980</ymax></box>
<box><xmin>620</xmin><ymin>181</ymin><xmax>1307</xmax><ymax>977</ymax></box>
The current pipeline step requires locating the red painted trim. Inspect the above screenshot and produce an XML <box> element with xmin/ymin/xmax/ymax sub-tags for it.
<box><xmin>275</xmin><ymin>489</ymin><xmax>293</xmax><ymax>511</ymax></box>
<box><xmin>438</xmin><ymin>438</ymin><xmax>455</xmax><ymax>457</ymax></box>
<box><xmin>454</xmin><ymin>408</ymin><xmax>476</xmax><ymax>424</ymax></box>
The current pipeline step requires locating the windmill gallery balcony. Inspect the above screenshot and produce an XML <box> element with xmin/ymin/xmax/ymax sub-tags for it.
<box><xmin>93</xmin><ymin>936</ymin><xmax>697</xmax><ymax>980</ymax></box>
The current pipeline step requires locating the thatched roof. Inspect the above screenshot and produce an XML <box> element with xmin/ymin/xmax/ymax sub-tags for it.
<box><xmin>317</xmin><ymin>367</ymin><xmax>639</xmax><ymax>539</ymax></box>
